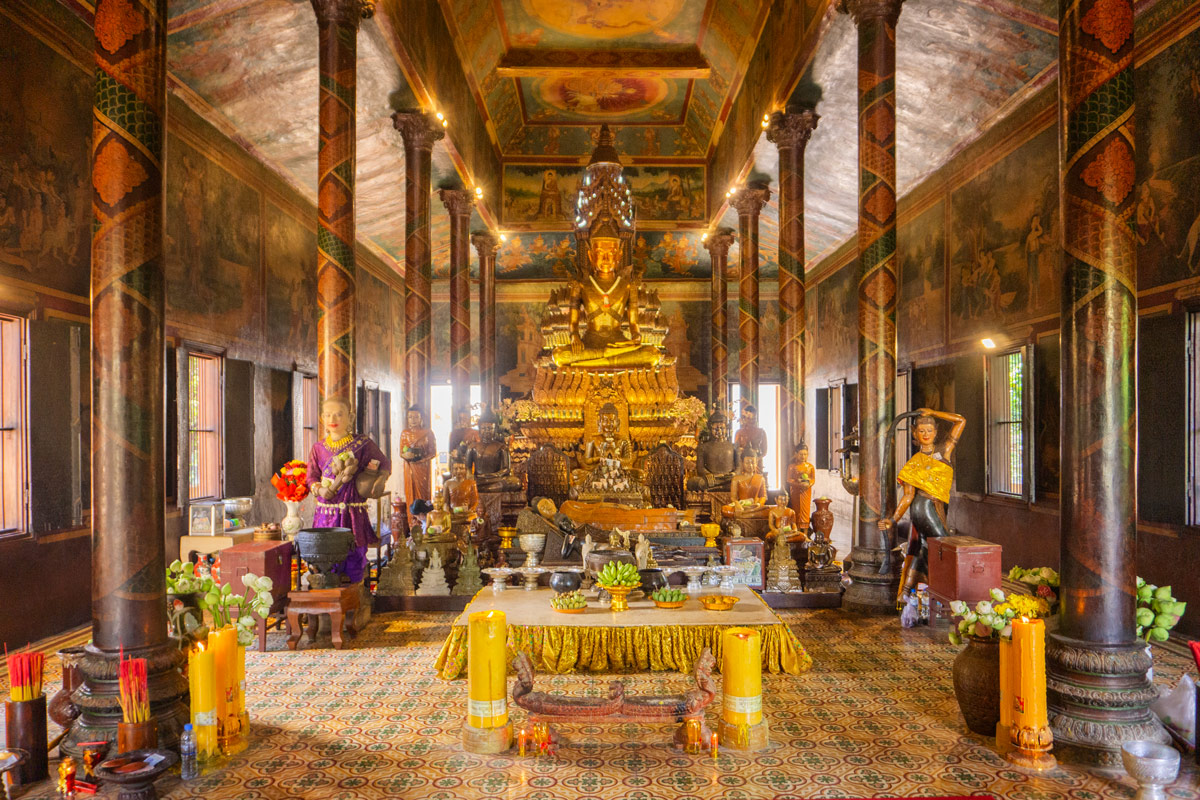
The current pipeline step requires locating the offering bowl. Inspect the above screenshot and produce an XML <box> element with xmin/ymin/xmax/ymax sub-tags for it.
<box><xmin>1121</xmin><ymin>741</ymin><xmax>1180</xmax><ymax>800</ymax></box>
<box><xmin>699</xmin><ymin>595</ymin><xmax>740</xmax><ymax>611</ymax></box>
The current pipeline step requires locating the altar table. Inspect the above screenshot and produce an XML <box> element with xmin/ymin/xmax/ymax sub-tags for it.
<box><xmin>434</xmin><ymin>587</ymin><xmax>811</xmax><ymax>679</ymax></box>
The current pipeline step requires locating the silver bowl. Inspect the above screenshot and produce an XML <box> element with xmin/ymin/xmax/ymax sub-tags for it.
<box><xmin>518</xmin><ymin>533</ymin><xmax>547</xmax><ymax>567</ymax></box>
<box><xmin>223</xmin><ymin>496</ymin><xmax>254</xmax><ymax>518</ymax></box>
<box><xmin>1120</xmin><ymin>741</ymin><xmax>1180</xmax><ymax>800</ymax></box>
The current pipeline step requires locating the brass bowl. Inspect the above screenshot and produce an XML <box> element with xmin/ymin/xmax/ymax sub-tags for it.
<box><xmin>653</xmin><ymin>600</ymin><xmax>686</xmax><ymax>609</ymax></box>
<box><xmin>552</xmin><ymin>606</ymin><xmax>586</xmax><ymax>614</ymax></box>
<box><xmin>699</xmin><ymin>595</ymin><xmax>740</xmax><ymax>611</ymax></box>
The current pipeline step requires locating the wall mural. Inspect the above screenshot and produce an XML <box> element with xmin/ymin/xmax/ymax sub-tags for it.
<box><xmin>502</xmin><ymin>164</ymin><xmax>705</xmax><ymax>225</ymax></box>
<box><xmin>0</xmin><ymin>22</ymin><xmax>92</xmax><ymax>297</ymax></box>
<box><xmin>496</xmin><ymin>231</ymin><xmax>577</xmax><ymax>280</ymax></box>
<box><xmin>633</xmin><ymin>231</ymin><xmax>708</xmax><ymax>278</ymax></box>
<box><xmin>264</xmin><ymin>207</ymin><xmax>317</xmax><ymax>361</ymax></box>
<box><xmin>165</xmin><ymin>134</ymin><xmax>262</xmax><ymax>341</ymax></box>
<box><xmin>1136</xmin><ymin>23</ymin><xmax>1200</xmax><ymax>290</ymax></box>
<box><xmin>815</xmin><ymin>263</ymin><xmax>856</xmax><ymax>378</ymax></box>
<box><xmin>356</xmin><ymin>268</ymin><xmax>391</xmax><ymax>380</ymax></box>
<box><xmin>898</xmin><ymin>199</ymin><xmax>947</xmax><ymax>358</ymax></box>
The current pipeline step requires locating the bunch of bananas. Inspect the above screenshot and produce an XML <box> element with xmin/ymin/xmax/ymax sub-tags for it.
<box><xmin>551</xmin><ymin>590</ymin><xmax>587</xmax><ymax>610</ymax></box>
<box><xmin>596</xmin><ymin>561</ymin><xmax>640</xmax><ymax>588</ymax></box>
<box><xmin>651</xmin><ymin>587</ymin><xmax>686</xmax><ymax>603</ymax></box>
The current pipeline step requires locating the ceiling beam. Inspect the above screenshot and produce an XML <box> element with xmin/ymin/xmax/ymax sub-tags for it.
<box><xmin>495</xmin><ymin>46</ymin><xmax>711</xmax><ymax>79</ymax></box>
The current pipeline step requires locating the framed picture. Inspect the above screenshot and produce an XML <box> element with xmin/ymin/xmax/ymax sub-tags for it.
<box><xmin>368</xmin><ymin>492</ymin><xmax>392</xmax><ymax>541</ymax></box>
<box><xmin>724</xmin><ymin>537</ymin><xmax>766</xmax><ymax>591</ymax></box>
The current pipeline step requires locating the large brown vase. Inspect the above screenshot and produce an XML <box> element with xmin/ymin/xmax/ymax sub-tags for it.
<box><xmin>951</xmin><ymin>635</ymin><xmax>1001</xmax><ymax>736</ymax></box>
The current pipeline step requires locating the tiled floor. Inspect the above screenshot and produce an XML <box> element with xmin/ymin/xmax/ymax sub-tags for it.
<box><xmin>7</xmin><ymin>609</ymin><xmax>1200</xmax><ymax>800</ymax></box>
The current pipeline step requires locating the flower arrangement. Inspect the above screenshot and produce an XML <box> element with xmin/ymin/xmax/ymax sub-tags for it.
<box><xmin>669</xmin><ymin>396</ymin><xmax>708</xmax><ymax>432</ymax></box>
<box><xmin>164</xmin><ymin>561</ymin><xmax>275</xmax><ymax>647</ymax></box>
<box><xmin>270</xmin><ymin>460</ymin><xmax>310</xmax><ymax>502</ymax></box>
<box><xmin>1137</xmin><ymin>578</ymin><xmax>1186</xmax><ymax>643</ymax></box>
<box><xmin>1007</xmin><ymin>565</ymin><xmax>1060</xmax><ymax>605</ymax></box>
<box><xmin>948</xmin><ymin>587</ymin><xmax>1049</xmax><ymax>645</ymax></box>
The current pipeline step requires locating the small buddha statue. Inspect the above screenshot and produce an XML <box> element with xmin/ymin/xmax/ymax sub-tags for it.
<box><xmin>399</xmin><ymin>405</ymin><xmax>437</xmax><ymax>525</ymax></box>
<box><xmin>448</xmin><ymin>407</ymin><xmax>480</xmax><ymax>466</ymax></box>
<box><xmin>583</xmin><ymin>402</ymin><xmax>634</xmax><ymax>469</ymax></box>
<box><xmin>734</xmin><ymin>404</ymin><xmax>769</xmax><ymax>469</ymax></box>
<box><xmin>688</xmin><ymin>409</ymin><xmax>737</xmax><ymax>491</ymax></box>
<box><xmin>442</xmin><ymin>460</ymin><xmax>479</xmax><ymax>517</ymax></box>
<box><xmin>767</xmin><ymin>493</ymin><xmax>798</xmax><ymax>541</ymax></box>
<box><xmin>786</xmin><ymin>443</ymin><xmax>816</xmax><ymax>527</ymax></box>
<box><xmin>721</xmin><ymin>451</ymin><xmax>769</xmax><ymax>519</ymax></box>
<box><xmin>466</xmin><ymin>412</ymin><xmax>521</xmax><ymax>492</ymax></box>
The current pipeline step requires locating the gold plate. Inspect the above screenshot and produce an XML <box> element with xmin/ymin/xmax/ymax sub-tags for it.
<box><xmin>552</xmin><ymin>606</ymin><xmax>587</xmax><ymax>614</ymax></box>
<box><xmin>653</xmin><ymin>600</ymin><xmax>686</xmax><ymax>609</ymax></box>
<box><xmin>699</xmin><ymin>595</ymin><xmax>740</xmax><ymax>611</ymax></box>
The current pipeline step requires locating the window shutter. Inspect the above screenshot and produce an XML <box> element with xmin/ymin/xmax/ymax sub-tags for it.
<box><xmin>815</xmin><ymin>388</ymin><xmax>829</xmax><ymax>469</ymax></box>
<box><xmin>1139</xmin><ymin>313</ymin><xmax>1185</xmax><ymax>525</ymax></box>
<box><xmin>954</xmin><ymin>354</ymin><xmax>985</xmax><ymax>495</ymax></box>
<box><xmin>380</xmin><ymin>390</ymin><xmax>392</xmax><ymax>462</ymax></box>
<box><xmin>28</xmin><ymin>319</ymin><xmax>85</xmax><ymax>533</ymax></box>
<box><xmin>223</xmin><ymin>358</ymin><xmax>255</xmax><ymax>497</ymax></box>
<box><xmin>292</xmin><ymin>370</ymin><xmax>306</xmax><ymax>461</ymax></box>
<box><xmin>175</xmin><ymin>347</ymin><xmax>189</xmax><ymax>507</ymax></box>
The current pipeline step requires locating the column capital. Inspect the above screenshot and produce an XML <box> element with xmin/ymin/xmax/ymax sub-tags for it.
<box><xmin>471</xmin><ymin>229</ymin><xmax>501</xmax><ymax>256</ymax></box>
<box><xmin>439</xmin><ymin>188</ymin><xmax>475</xmax><ymax>219</ymax></box>
<box><xmin>702</xmin><ymin>227</ymin><xmax>736</xmax><ymax>259</ymax></box>
<box><xmin>310</xmin><ymin>0</ymin><xmax>374</xmax><ymax>27</ymax></box>
<box><xmin>836</xmin><ymin>0</ymin><xmax>903</xmax><ymax>26</ymax></box>
<box><xmin>765</xmin><ymin>110</ymin><xmax>820</xmax><ymax>151</ymax></box>
<box><xmin>730</xmin><ymin>185</ymin><xmax>771</xmax><ymax>218</ymax></box>
<box><xmin>392</xmin><ymin>111</ymin><xmax>446</xmax><ymax>152</ymax></box>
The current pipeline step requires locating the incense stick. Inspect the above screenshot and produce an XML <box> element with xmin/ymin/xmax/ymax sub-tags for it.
<box><xmin>5</xmin><ymin>646</ymin><xmax>45</xmax><ymax>702</ymax></box>
<box><xmin>118</xmin><ymin>655</ymin><xmax>150</xmax><ymax>724</ymax></box>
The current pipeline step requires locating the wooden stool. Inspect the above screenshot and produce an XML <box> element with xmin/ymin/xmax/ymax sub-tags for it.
<box><xmin>285</xmin><ymin>586</ymin><xmax>360</xmax><ymax>650</ymax></box>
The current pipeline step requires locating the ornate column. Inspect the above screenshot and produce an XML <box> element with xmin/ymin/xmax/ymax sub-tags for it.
<box><xmin>472</xmin><ymin>230</ymin><xmax>500</xmax><ymax>413</ymax></box>
<box><xmin>731</xmin><ymin>184</ymin><xmax>770</xmax><ymax>410</ymax></box>
<box><xmin>392</xmin><ymin>112</ymin><xmax>444</xmax><ymax>413</ymax></box>
<box><xmin>766</xmin><ymin>109</ymin><xmax>819</xmax><ymax>459</ymax></box>
<box><xmin>73</xmin><ymin>0</ymin><xmax>187</xmax><ymax>752</ymax></box>
<box><xmin>703</xmin><ymin>228</ymin><xmax>736</xmax><ymax>408</ymax></box>
<box><xmin>440</xmin><ymin>189</ymin><xmax>474</xmax><ymax>415</ymax></box>
<box><xmin>313</xmin><ymin>0</ymin><xmax>373</xmax><ymax>408</ymax></box>
<box><xmin>839</xmin><ymin>0</ymin><xmax>903</xmax><ymax>613</ymax></box>
<box><xmin>1048</xmin><ymin>0</ymin><xmax>1163</xmax><ymax>766</ymax></box>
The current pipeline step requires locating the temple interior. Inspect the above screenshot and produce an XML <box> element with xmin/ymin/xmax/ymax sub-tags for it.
<box><xmin>1</xmin><ymin>0</ymin><xmax>1199</xmax><ymax>797</ymax></box>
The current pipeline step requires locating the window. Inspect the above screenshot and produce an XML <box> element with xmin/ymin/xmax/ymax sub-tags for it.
<box><xmin>429</xmin><ymin>383</ymin><xmax>481</xmax><ymax>493</ymax></box>
<box><xmin>187</xmin><ymin>352</ymin><xmax>223</xmax><ymax>501</ymax></box>
<box><xmin>300</xmin><ymin>374</ymin><xmax>318</xmax><ymax>459</ymax></box>
<box><xmin>0</xmin><ymin>314</ymin><xmax>25</xmax><ymax>534</ymax></box>
<box><xmin>729</xmin><ymin>383</ymin><xmax>782</xmax><ymax>490</ymax></box>
<box><xmin>986</xmin><ymin>348</ymin><xmax>1028</xmax><ymax>498</ymax></box>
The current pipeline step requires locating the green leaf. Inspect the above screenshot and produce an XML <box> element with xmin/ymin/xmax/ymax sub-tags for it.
<box><xmin>1136</xmin><ymin>608</ymin><xmax>1156</xmax><ymax>626</ymax></box>
<box><xmin>1136</xmin><ymin>576</ymin><xmax>1145</xmax><ymax>588</ymax></box>
<box><xmin>221</xmin><ymin>583</ymin><xmax>232</xmax><ymax>595</ymax></box>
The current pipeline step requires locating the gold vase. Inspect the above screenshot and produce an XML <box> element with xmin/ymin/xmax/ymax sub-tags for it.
<box><xmin>603</xmin><ymin>583</ymin><xmax>639</xmax><ymax>613</ymax></box>
<box><xmin>700</xmin><ymin>524</ymin><xmax>720</xmax><ymax>548</ymax></box>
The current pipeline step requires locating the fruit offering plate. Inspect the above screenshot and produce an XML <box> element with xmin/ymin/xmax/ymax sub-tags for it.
<box><xmin>653</xmin><ymin>600</ymin><xmax>686</xmax><ymax>609</ymax></box>
<box><xmin>553</xmin><ymin>606</ymin><xmax>586</xmax><ymax>614</ymax></box>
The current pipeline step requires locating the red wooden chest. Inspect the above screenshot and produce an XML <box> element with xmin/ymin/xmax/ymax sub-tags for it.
<box><xmin>926</xmin><ymin>535</ymin><xmax>1001</xmax><ymax>604</ymax></box>
<box><xmin>220</xmin><ymin>540</ymin><xmax>293</xmax><ymax>651</ymax></box>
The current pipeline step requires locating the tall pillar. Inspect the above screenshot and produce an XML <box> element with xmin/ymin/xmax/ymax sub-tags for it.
<box><xmin>393</xmin><ymin>112</ymin><xmax>445</xmax><ymax>413</ymax></box>
<box><xmin>313</xmin><ymin>0</ymin><xmax>373</xmax><ymax>409</ymax></box>
<box><xmin>840</xmin><ymin>0</ymin><xmax>903</xmax><ymax>613</ymax></box>
<box><xmin>766</xmin><ymin>109</ymin><xmax>819</xmax><ymax>458</ymax></box>
<box><xmin>74</xmin><ymin>0</ymin><xmax>187</xmax><ymax>752</ymax></box>
<box><xmin>731</xmin><ymin>185</ymin><xmax>770</xmax><ymax>410</ymax></box>
<box><xmin>1047</xmin><ymin>0</ymin><xmax>1164</xmax><ymax>766</ymax></box>
<box><xmin>703</xmin><ymin>228</ymin><xmax>736</xmax><ymax>408</ymax></box>
<box><xmin>472</xmin><ymin>230</ymin><xmax>500</xmax><ymax>413</ymax></box>
<box><xmin>440</xmin><ymin>189</ymin><xmax>474</xmax><ymax>415</ymax></box>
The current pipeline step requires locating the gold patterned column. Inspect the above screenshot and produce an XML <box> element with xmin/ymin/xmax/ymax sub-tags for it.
<box><xmin>441</xmin><ymin>188</ymin><xmax>474</xmax><ymax>415</ymax></box>
<box><xmin>766</xmin><ymin>110</ymin><xmax>819</xmax><ymax>459</ymax></box>
<box><xmin>703</xmin><ymin>228</ymin><xmax>736</xmax><ymax>408</ymax></box>
<box><xmin>731</xmin><ymin>185</ymin><xmax>770</xmax><ymax>410</ymax></box>
<box><xmin>839</xmin><ymin>0</ymin><xmax>903</xmax><ymax>613</ymax></box>
<box><xmin>312</xmin><ymin>0</ymin><xmax>373</xmax><ymax>410</ymax></box>
<box><xmin>393</xmin><ymin>112</ymin><xmax>445</xmax><ymax>412</ymax></box>
<box><xmin>471</xmin><ymin>230</ymin><xmax>500</xmax><ymax>413</ymax></box>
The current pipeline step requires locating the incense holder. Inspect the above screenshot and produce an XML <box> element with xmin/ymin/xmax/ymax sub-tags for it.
<box><xmin>117</xmin><ymin>719</ymin><xmax>159</xmax><ymax>754</ymax></box>
<box><xmin>4</xmin><ymin>697</ymin><xmax>48</xmax><ymax>785</ymax></box>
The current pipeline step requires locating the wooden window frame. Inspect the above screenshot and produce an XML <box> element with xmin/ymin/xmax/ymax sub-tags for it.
<box><xmin>179</xmin><ymin>345</ymin><xmax>225</xmax><ymax>504</ymax></box>
<box><xmin>984</xmin><ymin>345</ymin><xmax>1031</xmax><ymax>501</ymax></box>
<box><xmin>0</xmin><ymin>313</ymin><xmax>27</xmax><ymax>539</ymax></box>
<box><xmin>300</xmin><ymin>373</ymin><xmax>318</xmax><ymax>460</ymax></box>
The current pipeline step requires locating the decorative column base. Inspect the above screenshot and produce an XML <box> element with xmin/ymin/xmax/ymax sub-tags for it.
<box><xmin>461</xmin><ymin>722</ymin><xmax>512</xmax><ymax>754</ymax></box>
<box><xmin>1046</xmin><ymin>634</ymin><xmax>1168</xmax><ymax>771</ymax></box>
<box><xmin>718</xmin><ymin>717</ymin><xmax>769</xmax><ymax>752</ymax></box>
<box><xmin>842</xmin><ymin>545</ymin><xmax>899</xmax><ymax>613</ymax></box>
<box><xmin>63</xmin><ymin>643</ymin><xmax>189</xmax><ymax>757</ymax></box>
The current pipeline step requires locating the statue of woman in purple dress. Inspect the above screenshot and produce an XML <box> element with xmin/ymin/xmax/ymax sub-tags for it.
<box><xmin>305</xmin><ymin>396</ymin><xmax>391</xmax><ymax>584</ymax></box>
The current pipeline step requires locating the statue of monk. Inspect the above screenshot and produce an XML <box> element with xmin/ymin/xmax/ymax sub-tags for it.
<box><xmin>548</xmin><ymin>224</ymin><xmax>664</xmax><ymax>369</ymax></box>
<box><xmin>688</xmin><ymin>409</ymin><xmax>737</xmax><ymax>491</ymax></box>
<box><xmin>448</xmin><ymin>407</ymin><xmax>479</xmax><ymax>466</ymax></box>
<box><xmin>582</xmin><ymin>402</ymin><xmax>633</xmax><ymax>469</ymax></box>
<box><xmin>768</xmin><ymin>493</ymin><xmax>799</xmax><ymax>541</ymax></box>
<box><xmin>721</xmin><ymin>451</ymin><xmax>769</xmax><ymax>519</ymax></box>
<box><xmin>467</xmin><ymin>413</ymin><xmax>521</xmax><ymax>492</ymax></box>
<box><xmin>399</xmin><ymin>405</ymin><xmax>437</xmax><ymax>525</ymax></box>
<box><xmin>786</xmin><ymin>443</ymin><xmax>815</xmax><ymax>527</ymax></box>
<box><xmin>734</xmin><ymin>404</ymin><xmax>769</xmax><ymax>468</ymax></box>
<box><xmin>442</xmin><ymin>460</ymin><xmax>479</xmax><ymax>517</ymax></box>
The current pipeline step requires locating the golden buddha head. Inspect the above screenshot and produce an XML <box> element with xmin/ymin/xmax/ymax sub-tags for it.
<box><xmin>588</xmin><ymin>220</ymin><xmax>622</xmax><ymax>274</ymax></box>
<box><xmin>740</xmin><ymin>450</ymin><xmax>761</xmax><ymax>474</ymax></box>
<box><xmin>775</xmin><ymin>493</ymin><xmax>789</xmax><ymax>507</ymax></box>
<box><xmin>794</xmin><ymin>442</ymin><xmax>809</xmax><ymax>464</ymax></box>
<box><xmin>450</xmin><ymin>460</ymin><xmax>469</xmax><ymax>480</ymax></box>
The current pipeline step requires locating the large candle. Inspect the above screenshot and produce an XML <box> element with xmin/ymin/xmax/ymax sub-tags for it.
<box><xmin>467</xmin><ymin>610</ymin><xmax>507</xmax><ymax>730</ymax></box>
<box><xmin>997</xmin><ymin>634</ymin><xmax>1012</xmax><ymax>751</ymax></box>
<box><xmin>1010</xmin><ymin>617</ymin><xmax>1047</xmax><ymax>730</ymax></box>
<box><xmin>235</xmin><ymin>644</ymin><xmax>247</xmax><ymax>717</ymax></box>
<box><xmin>187</xmin><ymin>645</ymin><xmax>218</xmax><ymax>760</ymax></box>
<box><xmin>721</xmin><ymin>627</ymin><xmax>762</xmax><ymax>727</ymax></box>
<box><xmin>208</xmin><ymin>626</ymin><xmax>237</xmax><ymax>734</ymax></box>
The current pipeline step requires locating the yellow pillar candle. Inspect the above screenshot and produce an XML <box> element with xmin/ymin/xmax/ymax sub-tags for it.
<box><xmin>467</xmin><ymin>610</ymin><xmax>507</xmax><ymax>729</ymax></box>
<box><xmin>208</xmin><ymin>626</ymin><xmax>237</xmax><ymax>734</ymax></box>
<box><xmin>721</xmin><ymin>627</ymin><xmax>763</xmax><ymax>727</ymax></box>
<box><xmin>1011</xmin><ymin>617</ymin><xmax>1047</xmax><ymax>729</ymax></box>
<box><xmin>996</xmin><ymin>634</ymin><xmax>1013</xmax><ymax>753</ymax></box>
<box><xmin>235</xmin><ymin>644</ymin><xmax>247</xmax><ymax>717</ymax></box>
<box><xmin>187</xmin><ymin>645</ymin><xmax>218</xmax><ymax>760</ymax></box>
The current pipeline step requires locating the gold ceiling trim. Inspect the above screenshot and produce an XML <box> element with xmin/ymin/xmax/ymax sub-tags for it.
<box><xmin>496</xmin><ymin>47</ymin><xmax>711</xmax><ymax>79</ymax></box>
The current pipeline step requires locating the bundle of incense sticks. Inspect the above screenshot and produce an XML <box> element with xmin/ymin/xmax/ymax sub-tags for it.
<box><xmin>5</xmin><ymin>646</ymin><xmax>45</xmax><ymax>702</ymax></box>
<box><xmin>118</xmin><ymin>653</ymin><xmax>150</xmax><ymax>724</ymax></box>
<box><xmin>1189</xmin><ymin>640</ymin><xmax>1199</xmax><ymax>672</ymax></box>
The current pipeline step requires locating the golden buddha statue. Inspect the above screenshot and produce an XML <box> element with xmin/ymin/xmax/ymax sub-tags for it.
<box><xmin>583</xmin><ymin>402</ymin><xmax>633</xmax><ymax>469</ymax></box>
<box><xmin>548</xmin><ymin>224</ymin><xmax>664</xmax><ymax>369</ymax></box>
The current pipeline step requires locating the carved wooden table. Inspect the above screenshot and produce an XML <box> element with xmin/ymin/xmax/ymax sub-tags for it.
<box><xmin>285</xmin><ymin>586</ymin><xmax>359</xmax><ymax>650</ymax></box>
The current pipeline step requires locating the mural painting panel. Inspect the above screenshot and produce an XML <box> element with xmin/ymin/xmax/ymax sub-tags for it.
<box><xmin>815</xmin><ymin>263</ymin><xmax>856</xmax><ymax>378</ymax></box>
<box><xmin>165</xmin><ymin>134</ymin><xmax>262</xmax><ymax>340</ymax></box>
<box><xmin>496</xmin><ymin>300</ymin><xmax>546</xmax><ymax>398</ymax></box>
<box><xmin>624</xmin><ymin>166</ymin><xmax>705</xmax><ymax>221</ymax></box>
<box><xmin>496</xmin><ymin>232</ymin><xmax>577</xmax><ymax>280</ymax></box>
<box><xmin>632</xmin><ymin>231</ymin><xmax>709</xmax><ymax>279</ymax></box>
<box><xmin>898</xmin><ymin>199</ymin><xmax>946</xmax><ymax>357</ymax></box>
<box><xmin>264</xmin><ymin>207</ymin><xmax>317</xmax><ymax>362</ymax></box>
<box><xmin>356</xmin><ymin>268</ymin><xmax>390</xmax><ymax>379</ymax></box>
<box><xmin>949</xmin><ymin>125</ymin><xmax>1058</xmax><ymax>339</ymax></box>
<box><xmin>659</xmin><ymin>299</ymin><xmax>710</xmax><ymax>396</ymax></box>
<box><xmin>502</xmin><ymin>165</ymin><xmax>583</xmax><ymax>225</ymax></box>
<box><xmin>1135</xmin><ymin>24</ymin><xmax>1200</xmax><ymax>290</ymax></box>
<box><xmin>0</xmin><ymin>24</ymin><xmax>92</xmax><ymax>297</ymax></box>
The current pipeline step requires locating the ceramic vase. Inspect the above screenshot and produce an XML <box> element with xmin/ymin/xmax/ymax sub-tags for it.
<box><xmin>4</xmin><ymin>696</ymin><xmax>48</xmax><ymax>785</ymax></box>
<box><xmin>810</xmin><ymin>497</ymin><xmax>834</xmax><ymax>540</ymax></box>
<box><xmin>281</xmin><ymin>499</ymin><xmax>303</xmax><ymax>539</ymax></box>
<box><xmin>48</xmin><ymin>646</ymin><xmax>85</xmax><ymax>727</ymax></box>
<box><xmin>951</xmin><ymin>635</ymin><xmax>1001</xmax><ymax>736</ymax></box>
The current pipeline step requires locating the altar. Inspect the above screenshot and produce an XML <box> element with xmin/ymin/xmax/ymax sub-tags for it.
<box><xmin>433</xmin><ymin>587</ymin><xmax>811</xmax><ymax>680</ymax></box>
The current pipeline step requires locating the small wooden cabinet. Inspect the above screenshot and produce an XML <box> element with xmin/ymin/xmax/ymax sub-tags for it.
<box><xmin>220</xmin><ymin>540</ymin><xmax>294</xmax><ymax>652</ymax></box>
<box><xmin>927</xmin><ymin>535</ymin><xmax>1001</xmax><ymax>604</ymax></box>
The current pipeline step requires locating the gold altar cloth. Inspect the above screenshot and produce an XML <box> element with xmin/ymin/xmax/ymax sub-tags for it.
<box><xmin>434</xmin><ymin>587</ymin><xmax>812</xmax><ymax>679</ymax></box>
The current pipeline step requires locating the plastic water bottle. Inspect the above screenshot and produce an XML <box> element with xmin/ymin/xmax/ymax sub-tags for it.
<box><xmin>179</xmin><ymin>723</ymin><xmax>198</xmax><ymax>780</ymax></box>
